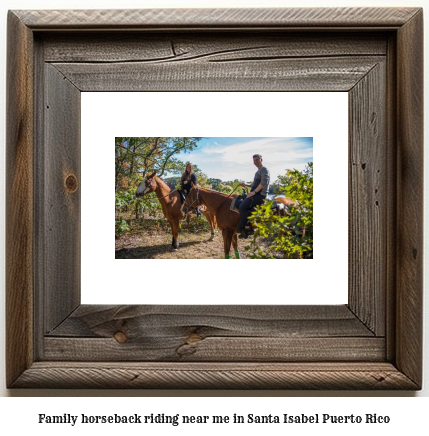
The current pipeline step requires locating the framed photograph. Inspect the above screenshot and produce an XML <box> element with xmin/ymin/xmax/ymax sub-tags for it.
<box><xmin>6</xmin><ymin>7</ymin><xmax>423</xmax><ymax>389</ymax></box>
<box><xmin>91</xmin><ymin>92</ymin><xmax>347</xmax><ymax>305</ymax></box>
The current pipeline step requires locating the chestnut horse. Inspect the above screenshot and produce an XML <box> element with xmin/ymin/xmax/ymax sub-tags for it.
<box><xmin>182</xmin><ymin>185</ymin><xmax>241</xmax><ymax>259</ymax></box>
<box><xmin>273</xmin><ymin>196</ymin><xmax>299</xmax><ymax>216</ymax></box>
<box><xmin>183</xmin><ymin>185</ymin><xmax>300</xmax><ymax>258</ymax></box>
<box><xmin>135</xmin><ymin>172</ymin><xmax>217</xmax><ymax>250</ymax></box>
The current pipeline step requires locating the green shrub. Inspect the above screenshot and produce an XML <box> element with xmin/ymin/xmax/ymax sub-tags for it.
<box><xmin>246</xmin><ymin>162</ymin><xmax>313</xmax><ymax>259</ymax></box>
<box><xmin>115</xmin><ymin>219</ymin><xmax>130</xmax><ymax>238</ymax></box>
<box><xmin>115</xmin><ymin>189</ymin><xmax>161</xmax><ymax>219</ymax></box>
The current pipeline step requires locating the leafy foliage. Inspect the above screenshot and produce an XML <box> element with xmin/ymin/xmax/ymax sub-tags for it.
<box><xmin>115</xmin><ymin>188</ymin><xmax>161</xmax><ymax>219</ymax></box>
<box><xmin>245</xmin><ymin>162</ymin><xmax>313</xmax><ymax>259</ymax></box>
<box><xmin>115</xmin><ymin>137</ymin><xmax>202</xmax><ymax>190</ymax></box>
<box><xmin>115</xmin><ymin>219</ymin><xmax>130</xmax><ymax>238</ymax></box>
<box><xmin>208</xmin><ymin>178</ymin><xmax>234</xmax><ymax>193</ymax></box>
<box><xmin>115</xmin><ymin>137</ymin><xmax>203</xmax><ymax>230</ymax></box>
<box><xmin>115</xmin><ymin>137</ymin><xmax>314</xmax><ymax>260</ymax></box>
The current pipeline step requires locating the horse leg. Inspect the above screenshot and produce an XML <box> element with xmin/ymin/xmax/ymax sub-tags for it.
<box><xmin>166</xmin><ymin>219</ymin><xmax>174</xmax><ymax>247</ymax></box>
<box><xmin>166</xmin><ymin>219</ymin><xmax>176</xmax><ymax>249</ymax></box>
<box><xmin>231</xmin><ymin>232</ymin><xmax>240</xmax><ymax>259</ymax></box>
<box><xmin>171</xmin><ymin>220</ymin><xmax>180</xmax><ymax>250</ymax></box>
<box><xmin>222</xmin><ymin>229</ymin><xmax>233</xmax><ymax>259</ymax></box>
<box><xmin>205</xmin><ymin>212</ymin><xmax>215</xmax><ymax>241</ymax></box>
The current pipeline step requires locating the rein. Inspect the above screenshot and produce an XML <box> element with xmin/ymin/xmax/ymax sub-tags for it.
<box><xmin>183</xmin><ymin>187</ymin><xmax>201</xmax><ymax>211</ymax></box>
<box><xmin>213</xmin><ymin>184</ymin><xmax>242</xmax><ymax>211</ymax></box>
<box><xmin>143</xmin><ymin>177</ymin><xmax>177</xmax><ymax>200</ymax></box>
<box><xmin>184</xmin><ymin>184</ymin><xmax>241</xmax><ymax>215</ymax></box>
<box><xmin>156</xmin><ymin>189</ymin><xmax>177</xmax><ymax>200</ymax></box>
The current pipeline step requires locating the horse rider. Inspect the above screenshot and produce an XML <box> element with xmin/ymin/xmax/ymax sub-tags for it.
<box><xmin>238</xmin><ymin>154</ymin><xmax>270</xmax><ymax>239</ymax></box>
<box><xmin>181</xmin><ymin>163</ymin><xmax>202</xmax><ymax>217</ymax></box>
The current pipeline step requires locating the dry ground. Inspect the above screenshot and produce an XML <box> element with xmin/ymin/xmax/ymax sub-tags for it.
<box><xmin>115</xmin><ymin>211</ymin><xmax>253</xmax><ymax>259</ymax></box>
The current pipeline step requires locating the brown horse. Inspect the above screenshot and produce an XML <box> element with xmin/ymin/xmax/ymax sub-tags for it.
<box><xmin>273</xmin><ymin>196</ymin><xmax>299</xmax><ymax>216</ymax></box>
<box><xmin>182</xmin><ymin>185</ymin><xmax>240</xmax><ymax>259</ymax></box>
<box><xmin>183</xmin><ymin>185</ymin><xmax>300</xmax><ymax>258</ymax></box>
<box><xmin>135</xmin><ymin>172</ymin><xmax>217</xmax><ymax>250</ymax></box>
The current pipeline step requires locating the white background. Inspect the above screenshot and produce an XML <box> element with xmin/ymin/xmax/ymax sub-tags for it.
<box><xmin>82</xmin><ymin>92</ymin><xmax>348</xmax><ymax>305</ymax></box>
<box><xmin>0</xmin><ymin>0</ymin><xmax>428</xmax><ymax>427</ymax></box>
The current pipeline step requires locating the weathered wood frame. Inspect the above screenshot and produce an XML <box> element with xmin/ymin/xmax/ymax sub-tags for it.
<box><xmin>6</xmin><ymin>8</ymin><xmax>423</xmax><ymax>390</ymax></box>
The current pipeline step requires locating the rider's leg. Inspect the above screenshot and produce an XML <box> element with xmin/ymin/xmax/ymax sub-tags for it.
<box><xmin>238</xmin><ymin>197</ymin><xmax>254</xmax><ymax>238</ymax></box>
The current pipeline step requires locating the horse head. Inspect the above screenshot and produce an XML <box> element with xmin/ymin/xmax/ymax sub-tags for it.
<box><xmin>181</xmin><ymin>183</ymin><xmax>200</xmax><ymax>215</ymax></box>
<box><xmin>135</xmin><ymin>171</ymin><xmax>157</xmax><ymax>198</ymax></box>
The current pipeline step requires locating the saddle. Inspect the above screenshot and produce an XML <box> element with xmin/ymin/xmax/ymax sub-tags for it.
<box><xmin>230</xmin><ymin>193</ymin><xmax>285</xmax><ymax>214</ymax></box>
<box><xmin>178</xmin><ymin>190</ymin><xmax>186</xmax><ymax>203</ymax></box>
<box><xmin>230</xmin><ymin>193</ymin><xmax>247</xmax><ymax>213</ymax></box>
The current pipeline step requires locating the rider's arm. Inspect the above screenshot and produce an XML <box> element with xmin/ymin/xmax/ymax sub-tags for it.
<box><xmin>252</xmin><ymin>167</ymin><xmax>270</xmax><ymax>194</ymax></box>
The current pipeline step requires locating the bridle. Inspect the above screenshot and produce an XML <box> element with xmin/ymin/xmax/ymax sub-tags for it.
<box><xmin>183</xmin><ymin>184</ymin><xmax>242</xmax><ymax>215</ymax></box>
<box><xmin>141</xmin><ymin>177</ymin><xmax>177</xmax><ymax>200</ymax></box>
<box><xmin>141</xmin><ymin>178</ymin><xmax>154</xmax><ymax>195</ymax></box>
<box><xmin>183</xmin><ymin>187</ymin><xmax>202</xmax><ymax>212</ymax></box>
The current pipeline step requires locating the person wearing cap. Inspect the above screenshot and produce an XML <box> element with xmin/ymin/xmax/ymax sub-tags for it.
<box><xmin>238</xmin><ymin>154</ymin><xmax>270</xmax><ymax>239</ymax></box>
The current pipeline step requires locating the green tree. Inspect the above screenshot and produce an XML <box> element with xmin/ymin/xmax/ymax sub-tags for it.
<box><xmin>269</xmin><ymin>180</ymin><xmax>283</xmax><ymax>196</ymax></box>
<box><xmin>115</xmin><ymin>137</ymin><xmax>203</xmax><ymax>223</ymax></box>
<box><xmin>115</xmin><ymin>137</ymin><xmax>202</xmax><ymax>189</ymax></box>
<box><xmin>208</xmin><ymin>178</ymin><xmax>223</xmax><ymax>190</ymax></box>
<box><xmin>222</xmin><ymin>179</ymin><xmax>248</xmax><ymax>194</ymax></box>
<box><xmin>246</xmin><ymin>162</ymin><xmax>313</xmax><ymax>259</ymax></box>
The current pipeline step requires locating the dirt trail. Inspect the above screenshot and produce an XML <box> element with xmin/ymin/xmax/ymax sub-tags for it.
<box><xmin>115</xmin><ymin>217</ymin><xmax>251</xmax><ymax>259</ymax></box>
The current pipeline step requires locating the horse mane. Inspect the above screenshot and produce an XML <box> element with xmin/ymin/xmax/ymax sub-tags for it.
<box><xmin>154</xmin><ymin>176</ymin><xmax>173</xmax><ymax>192</ymax></box>
<box><xmin>196</xmin><ymin>185</ymin><xmax>238</xmax><ymax>198</ymax></box>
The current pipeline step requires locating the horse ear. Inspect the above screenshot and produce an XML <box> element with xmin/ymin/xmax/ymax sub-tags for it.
<box><xmin>147</xmin><ymin>170</ymin><xmax>157</xmax><ymax>179</ymax></box>
<box><xmin>191</xmin><ymin>182</ymin><xmax>195</xmax><ymax>188</ymax></box>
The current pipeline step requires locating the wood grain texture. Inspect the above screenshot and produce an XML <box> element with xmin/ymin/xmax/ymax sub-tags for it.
<box><xmin>48</xmin><ymin>305</ymin><xmax>375</xmax><ymax>338</ymax></box>
<box><xmin>11</xmin><ymin>362</ymin><xmax>419</xmax><ymax>390</ymax></box>
<box><xmin>348</xmin><ymin>62</ymin><xmax>386</xmax><ymax>335</ymax></box>
<box><xmin>42</xmin><ymin>33</ymin><xmax>388</xmax><ymax>63</ymax></box>
<box><xmin>43</xmin><ymin>64</ymin><xmax>81</xmax><ymax>333</ymax></box>
<box><xmin>14</xmin><ymin>8</ymin><xmax>421</xmax><ymax>29</ymax></box>
<box><xmin>52</xmin><ymin>56</ymin><xmax>383</xmax><ymax>92</ymax></box>
<box><xmin>395</xmin><ymin>9</ymin><xmax>424</xmax><ymax>388</ymax></box>
<box><xmin>33</xmin><ymin>37</ymin><xmax>46</xmax><ymax>360</ymax></box>
<box><xmin>6</xmin><ymin>11</ymin><xmax>34</xmax><ymax>388</ymax></box>
<box><xmin>6</xmin><ymin>7</ymin><xmax>423</xmax><ymax>390</ymax></box>
<box><xmin>44</xmin><ymin>337</ymin><xmax>385</xmax><ymax>362</ymax></box>
<box><xmin>384</xmin><ymin>33</ymin><xmax>398</xmax><ymax>364</ymax></box>
<box><xmin>44</xmin><ymin>305</ymin><xmax>380</xmax><ymax>362</ymax></box>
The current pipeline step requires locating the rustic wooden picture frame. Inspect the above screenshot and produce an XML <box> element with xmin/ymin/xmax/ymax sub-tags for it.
<box><xmin>6</xmin><ymin>8</ymin><xmax>423</xmax><ymax>390</ymax></box>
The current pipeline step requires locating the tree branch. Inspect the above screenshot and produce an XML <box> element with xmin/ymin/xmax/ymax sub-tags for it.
<box><xmin>116</xmin><ymin>143</ymin><xmax>157</xmax><ymax>163</ymax></box>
